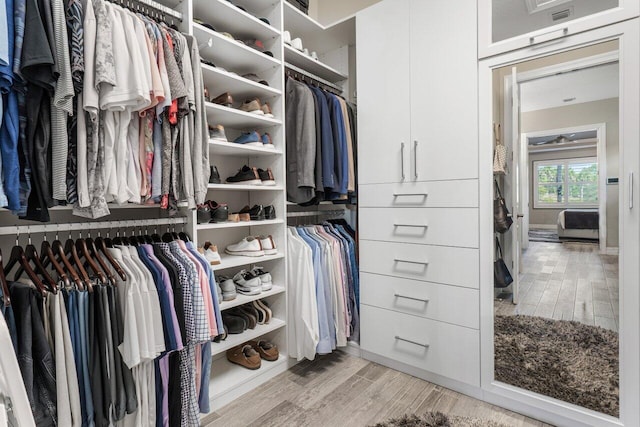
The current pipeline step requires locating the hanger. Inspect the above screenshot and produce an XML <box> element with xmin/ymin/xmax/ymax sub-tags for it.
<box><xmin>50</xmin><ymin>233</ymin><xmax>84</xmax><ymax>290</ymax></box>
<box><xmin>22</xmin><ymin>233</ymin><xmax>58</xmax><ymax>293</ymax></box>
<box><xmin>64</xmin><ymin>235</ymin><xmax>93</xmax><ymax>292</ymax></box>
<box><xmin>0</xmin><ymin>249</ymin><xmax>11</xmax><ymax>306</ymax></box>
<box><xmin>40</xmin><ymin>234</ymin><xmax>71</xmax><ymax>289</ymax></box>
<box><xmin>76</xmin><ymin>232</ymin><xmax>107</xmax><ymax>284</ymax></box>
<box><xmin>151</xmin><ymin>226</ymin><xmax>162</xmax><ymax>243</ymax></box>
<box><xmin>95</xmin><ymin>233</ymin><xmax>127</xmax><ymax>282</ymax></box>
<box><xmin>85</xmin><ymin>236</ymin><xmax>116</xmax><ymax>285</ymax></box>
<box><xmin>4</xmin><ymin>236</ymin><xmax>47</xmax><ymax>296</ymax></box>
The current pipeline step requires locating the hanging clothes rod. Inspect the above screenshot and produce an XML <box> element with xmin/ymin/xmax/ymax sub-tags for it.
<box><xmin>285</xmin><ymin>63</ymin><xmax>344</xmax><ymax>94</ymax></box>
<box><xmin>0</xmin><ymin>217</ymin><xmax>188</xmax><ymax>237</ymax></box>
<box><xmin>107</xmin><ymin>0</ymin><xmax>183</xmax><ymax>22</ymax></box>
<box><xmin>287</xmin><ymin>209</ymin><xmax>345</xmax><ymax>218</ymax></box>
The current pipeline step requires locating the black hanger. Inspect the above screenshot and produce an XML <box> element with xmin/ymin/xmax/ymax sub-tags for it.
<box><xmin>4</xmin><ymin>245</ymin><xmax>46</xmax><ymax>296</ymax></box>
<box><xmin>0</xmin><ymin>249</ymin><xmax>11</xmax><ymax>306</ymax></box>
<box><xmin>178</xmin><ymin>231</ymin><xmax>191</xmax><ymax>242</ymax></box>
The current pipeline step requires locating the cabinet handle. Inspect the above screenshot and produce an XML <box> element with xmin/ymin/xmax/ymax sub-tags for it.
<box><xmin>394</xmin><ymin>258</ymin><xmax>429</xmax><ymax>266</ymax></box>
<box><xmin>400</xmin><ymin>142</ymin><xmax>406</xmax><ymax>181</ymax></box>
<box><xmin>395</xmin><ymin>335</ymin><xmax>429</xmax><ymax>348</ymax></box>
<box><xmin>393</xmin><ymin>223</ymin><xmax>428</xmax><ymax>228</ymax></box>
<box><xmin>414</xmin><ymin>140</ymin><xmax>418</xmax><ymax>180</ymax></box>
<box><xmin>393</xmin><ymin>193</ymin><xmax>428</xmax><ymax>197</ymax></box>
<box><xmin>529</xmin><ymin>27</ymin><xmax>568</xmax><ymax>45</ymax></box>
<box><xmin>630</xmin><ymin>172</ymin><xmax>634</xmax><ymax>210</ymax></box>
<box><xmin>394</xmin><ymin>292</ymin><xmax>429</xmax><ymax>303</ymax></box>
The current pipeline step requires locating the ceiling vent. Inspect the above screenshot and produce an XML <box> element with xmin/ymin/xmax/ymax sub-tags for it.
<box><xmin>525</xmin><ymin>0</ymin><xmax>571</xmax><ymax>14</ymax></box>
<box><xmin>551</xmin><ymin>7</ymin><xmax>573</xmax><ymax>21</ymax></box>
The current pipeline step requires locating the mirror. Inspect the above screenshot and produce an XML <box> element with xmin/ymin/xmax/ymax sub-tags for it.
<box><xmin>492</xmin><ymin>41</ymin><xmax>620</xmax><ymax>417</ymax></box>
<box><xmin>492</xmin><ymin>0</ymin><xmax>619</xmax><ymax>43</ymax></box>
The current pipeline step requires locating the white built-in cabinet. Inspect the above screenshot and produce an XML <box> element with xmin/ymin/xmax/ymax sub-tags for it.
<box><xmin>357</xmin><ymin>0</ymin><xmax>480</xmax><ymax>389</ymax></box>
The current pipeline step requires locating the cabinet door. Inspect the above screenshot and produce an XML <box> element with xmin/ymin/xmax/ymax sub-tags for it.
<box><xmin>357</xmin><ymin>0</ymin><xmax>411</xmax><ymax>185</ymax></box>
<box><xmin>409</xmin><ymin>0</ymin><xmax>478</xmax><ymax>182</ymax></box>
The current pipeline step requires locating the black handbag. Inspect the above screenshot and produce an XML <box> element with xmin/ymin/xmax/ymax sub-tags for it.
<box><xmin>494</xmin><ymin>180</ymin><xmax>513</xmax><ymax>233</ymax></box>
<box><xmin>494</xmin><ymin>238</ymin><xmax>513</xmax><ymax>288</ymax></box>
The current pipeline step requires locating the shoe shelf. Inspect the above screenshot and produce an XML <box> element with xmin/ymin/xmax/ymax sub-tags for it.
<box><xmin>201</xmin><ymin>64</ymin><xmax>281</xmax><ymax>101</ymax></box>
<box><xmin>210</xmin><ymin>318</ymin><xmax>286</xmax><ymax>357</ymax></box>
<box><xmin>197</xmin><ymin>219</ymin><xmax>284</xmax><ymax>230</ymax></box>
<box><xmin>219</xmin><ymin>285</ymin><xmax>286</xmax><ymax>312</ymax></box>
<box><xmin>193</xmin><ymin>0</ymin><xmax>281</xmax><ymax>42</ymax></box>
<box><xmin>205</xmin><ymin>102</ymin><xmax>282</xmax><ymax>129</ymax></box>
<box><xmin>207</xmin><ymin>183</ymin><xmax>284</xmax><ymax>191</ymax></box>
<box><xmin>284</xmin><ymin>45</ymin><xmax>347</xmax><ymax>83</ymax></box>
<box><xmin>194</xmin><ymin>23</ymin><xmax>281</xmax><ymax>75</ymax></box>
<box><xmin>211</xmin><ymin>252</ymin><xmax>285</xmax><ymax>272</ymax></box>
<box><xmin>208</xmin><ymin>354</ymin><xmax>288</xmax><ymax>402</ymax></box>
<box><xmin>208</xmin><ymin>140</ymin><xmax>282</xmax><ymax>157</ymax></box>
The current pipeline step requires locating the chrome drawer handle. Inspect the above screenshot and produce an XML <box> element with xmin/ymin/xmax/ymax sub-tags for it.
<box><xmin>400</xmin><ymin>142</ymin><xmax>406</xmax><ymax>181</ymax></box>
<box><xmin>395</xmin><ymin>335</ymin><xmax>429</xmax><ymax>348</ymax></box>
<box><xmin>394</xmin><ymin>293</ymin><xmax>429</xmax><ymax>303</ymax></box>
<box><xmin>629</xmin><ymin>171</ymin><xmax>634</xmax><ymax>210</ymax></box>
<box><xmin>393</xmin><ymin>192</ymin><xmax>428</xmax><ymax>197</ymax></box>
<box><xmin>394</xmin><ymin>258</ymin><xmax>429</xmax><ymax>266</ymax></box>
<box><xmin>394</xmin><ymin>223</ymin><xmax>428</xmax><ymax>228</ymax></box>
<box><xmin>414</xmin><ymin>140</ymin><xmax>418</xmax><ymax>180</ymax></box>
<box><xmin>529</xmin><ymin>27</ymin><xmax>568</xmax><ymax>44</ymax></box>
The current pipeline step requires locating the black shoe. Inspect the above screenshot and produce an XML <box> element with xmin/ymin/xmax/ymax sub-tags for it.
<box><xmin>257</xmin><ymin>168</ymin><xmax>276</xmax><ymax>186</ymax></box>
<box><xmin>210</xmin><ymin>166</ymin><xmax>221</xmax><ymax>184</ymax></box>
<box><xmin>264</xmin><ymin>205</ymin><xmax>276</xmax><ymax>220</ymax></box>
<box><xmin>197</xmin><ymin>205</ymin><xmax>211</xmax><ymax>224</ymax></box>
<box><xmin>240</xmin><ymin>204</ymin><xmax>265</xmax><ymax>221</ymax></box>
<box><xmin>226</xmin><ymin>166</ymin><xmax>261</xmax><ymax>185</ymax></box>
<box><xmin>222</xmin><ymin>314</ymin><xmax>247</xmax><ymax>334</ymax></box>
<box><xmin>207</xmin><ymin>201</ymin><xmax>229</xmax><ymax>223</ymax></box>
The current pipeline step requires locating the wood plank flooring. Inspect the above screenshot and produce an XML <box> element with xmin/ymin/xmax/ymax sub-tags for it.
<box><xmin>201</xmin><ymin>352</ymin><xmax>551</xmax><ymax>427</ymax></box>
<box><xmin>495</xmin><ymin>241</ymin><xmax>619</xmax><ymax>332</ymax></box>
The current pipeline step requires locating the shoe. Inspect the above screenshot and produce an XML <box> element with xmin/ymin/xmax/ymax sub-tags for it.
<box><xmin>233</xmin><ymin>131</ymin><xmax>263</xmax><ymax>147</ymax></box>
<box><xmin>204</xmin><ymin>245</ymin><xmax>222</xmax><ymax>266</ymax></box>
<box><xmin>264</xmin><ymin>205</ymin><xmax>276</xmax><ymax>220</ymax></box>
<box><xmin>197</xmin><ymin>204</ymin><xmax>212</xmax><ymax>224</ymax></box>
<box><xmin>238</xmin><ymin>305</ymin><xmax>260</xmax><ymax>328</ymax></box>
<box><xmin>283</xmin><ymin>30</ymin><xmax>292</xmax><ymax>45</ymax></box>
<box><xmin>243</xmin><ymin>39</ymin><xmax>265</xmax><ymax>52</ymax></box>
<box><xmin>261</xmin><ymin>132</ymin><xmax>275</xmax><ymax>149</ymax></box>
<box><xmin>226</xmin><ymin>166</ymin><xmax>261</xmax><ymax>185</ymax></box>
<box><xmin>228</xmin><ymin>213</ymin><xmax>240</xmax><ymax>222</ymax></box>
<box><xmin>217</xmin><ymin>276</ymin><xmax>237</xmax><ymax>300</ymax></box>
<box><xmin>239</xmin><ymin>205</ymin><xmax>265</xmax><ymax>221</ymax></box>
<box><xmin>240</xmin><ymin>98</ymin><xmax>264</xmax><ymax>115</ymax></box>
<box><xmin>204</xmin><ymin>87</ymin><xmax>210</xmax><ymax>100</ymax></box>
<box><xmin>225</xmin><ymin>236</ymin><xmax>265</xmax><ymax>257</ymax></box>
<box><xmin>259</xmin><ymin>17</ymin><xmax>271</xmax><ymax>26</ymax></box>
<box><xmin>258</xmin><ymin>235</ymin><xmax>277</xmax><ymax>255</ymax></box>
<box><xmin>249</xmin><ymin>340</ymin><xmax>279</xmax><ymax>361</ymax></box>
<box><xmin>207</xmin><ymin>201</ymin><xmax>229</xmax><ymax>223</ymax></box>
<box><xmin>231</xmin><ymin>208</ymin><xmax>251</xmax><ymax>222</ymax></box>
<box><xmin>257</xmin><ymin>168</ymin><xmax>275</xmax><ymax>186</ymax></box>
<box><xmin>230</xmin><ymin>307</ymin><xmax>257</xmax><ymax>329</ymax></box>
<box><xmin>216</xmin><ymin>281</ymin><xmax>223</xmax><ymax>302</ymax></box>
<box><xmin>291</xmin><ymin>37</ymin><xmax>303</xmax><ymax>51</ymax></box>
<box><xmin>220</xmin><ymin>32</ymin><xmax>235</xmax><ymax>40</ymax></box>
<box><xmin>242</xmin><ymin>73</ymin><xmax>269</xmax><ymax>86</ymax></box>
<box><xmin>251</xmin><ymin>301</ymin><xmax>266</xmax><ymax>324</ymax></box>
<box><xmin>233</xmin><ymin>270</ymin><xmax>262</xmax><ymax>295</ymax></box>
<box><xmin>227</xmin><ymin>344</ymin><xmax>261</xmax><ymax>370</ymax></box>
<box><xmin>311</xmin><ymin>51</ymin><xmax>318</xmax><ymax>60</ymax></box>
<box><xmin>211</xmin><ymin>92</ymin><xmax>233</xmax><ymax>107</ymax></box>
<box><xmin>209</xmin><ymin>125</ymin><xmax>228</xmax><ymax>142</ymax></box>
<box><xmin>255</xmin><ymin>299</ymin><xmax>272</xmax><ymax>323</ymax></box>
<box><xmin>303</xmin><ymin>47</ymin><xmax>310</xmax><ymax>56</ymax></box>
<box><xmin>250</xmin><ymin>266</ymin><xmax>273</xmax><ymax>291</ymax></box>
<box><xmin>222</xmin><ymin>314</ymin><xmax>247</xmax><ymax>334</ymax></box>
<box><xmin>209</xmin><ymin>166</ymin><xmax>221</xmax><ymax>184</ymax></box>
<box><xmin>261</xmin><ymin>102</ymin><xmax>274</xmax><ymax>118</ymax></box>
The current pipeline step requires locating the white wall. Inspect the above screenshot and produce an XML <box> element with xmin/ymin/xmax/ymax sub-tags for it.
<box><xmin>309</xmin><ymin>0</ymin><xmax>382</xmax><ymax>24</ymax></box>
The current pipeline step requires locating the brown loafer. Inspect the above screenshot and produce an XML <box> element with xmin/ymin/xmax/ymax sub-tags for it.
<box><xmin>211</xmin><ymin>92</ymin><xmax>234</xmax><ymax>107</ymax></box>
<box><xmin>240</xmin><ymin>98</ymin><xmax>263</xmax><ymax>114</ymax></box>
<box><xmin>249</xmin><ymin>340</ymin><xmax>279</xmax><ymax>361</ymax></box>
<box><xmin>227</xmin><ymin>344</ymin><xmax>261</xmax><ymax>370</ymax></box>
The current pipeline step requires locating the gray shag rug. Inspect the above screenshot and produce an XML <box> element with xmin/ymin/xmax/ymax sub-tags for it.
<box><xmin>495</xmin><ymin>315</ymin><xmax>619</xmax><ymax>417</ymax></box>
<box><xmin>371</xmin><ymin>412</ymin><xmax>510</xmax><ymax>427</ymax></box>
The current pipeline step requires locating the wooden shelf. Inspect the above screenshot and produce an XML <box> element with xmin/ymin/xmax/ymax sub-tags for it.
<box><xmin>207</xmin><ymin>183</ymin><xmax>284</xmax><ymax>191</ymax></box>
<box><xmin>205</xmin><ymin>102</ymin><xmax>282</xmax><ymax>129</ymax></box>
<box><xmin>284</xmin><ymin>45</ymin><xmax>347</xmax><ymax>83</ymax></box>
<box><xmin>197</xmin><ymin>219</ymin><xmax>283</xmax><ymax>230</ymax></box>
<box><xmin>208</xmin><ymin>140</ymin><xmax>282</xmax><ymax>157</ymax></box>
<box><xmin>218</xmin><ymin>285</ymin><xmax>286</xmax><ymax>312</ymax></box>
<box><xmin>212</xmin><ymin>252</ymin><xmax>285</xmax><ymax>271</ymax></box>
<box><xmin>210</xmin><ymin>318</ymin><xmax>286</xmax><ymax>356</ymax></box>
<box><xmin>201</xmin><ymin>64</ymin><xmax>281</xmax><ymax>102</ymax></box>
<box><xmin>193</xmin><ymin>0</ymin><xmax>280</xmax><ymax>42</ymax></box>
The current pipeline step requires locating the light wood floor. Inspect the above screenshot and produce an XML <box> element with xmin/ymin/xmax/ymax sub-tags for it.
<box><xmin>495</xmin><ymin>241</ymin><xmax>619</xmax><ymax>332</ymax></box>
<box><xmin>201</xmin><ymin>352</ymin><xmax>552</xmax><ymax>427</ymax></box>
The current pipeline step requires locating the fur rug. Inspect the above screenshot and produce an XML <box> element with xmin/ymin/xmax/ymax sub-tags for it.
<box><xmin>371</xmin><ymin>412</ymin><xmax>510</xmax><ymax>427</ymax></box>
<box><xmin>495</xmin><ymin>315</ymin><xmax>619</xmax><ymax>417</ymax></box>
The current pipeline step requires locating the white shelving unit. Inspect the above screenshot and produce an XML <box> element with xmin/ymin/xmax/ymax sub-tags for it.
<box><xmin>197</xmin><ymin>219</ymin><xmax>284</xmax><ymax>230</ymax></box>
<box><xmin>208</xmin><ymin>140</ymin><xmax>283</xmax><ymax>157</ymax></box>
<box><xmin>204</xmin><ymin>102</ymin><xmax>283</xmax><ymax>129</ymax></box>
<box><xmin>211</xmin><ymin>253</ymin><xmax>285</xmax><ymax>272</ymax></box>
<box><xmin>284</xmin><ymin>45</ymin><xmax>347</xmax><ymax>82</ymax></box>
<box><xmin>210</xmin><ymin>319</ymin><xmax>286</xmax><ymax>356</ymax></box>
<box><xmin>218</xmin><ymin>285</ymin><xmax>286</xmax><ymax>311</ymax></box>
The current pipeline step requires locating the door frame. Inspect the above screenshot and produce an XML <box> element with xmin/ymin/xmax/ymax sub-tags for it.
<box><xmin>479</xmin><ymin>20</ymin><xmax>639</xmax><ymax>427</ymax></box>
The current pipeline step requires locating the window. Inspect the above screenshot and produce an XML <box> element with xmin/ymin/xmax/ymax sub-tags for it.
<box><xmin>533</xmin><ymin>157</ymin><xmax>598</xmax><ymax>208</ymax></box>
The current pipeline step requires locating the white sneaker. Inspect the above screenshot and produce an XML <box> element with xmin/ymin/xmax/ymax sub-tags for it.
<box><xmin>291</xmin><ymin>37</ymin><xmax>303</xmax><ymax>51</ymax></box>
<box><xmin>204</xmin><ymin>245</ymin><xmax>222</xmax><ymax>265</ymax></box>
<box><xmin>283</xmin><ymin>30</ymin><xmax>292</xmax><ymax>45</ymax></box>
<box><xmin>225</xmin><ymin>236</ymin><xmax>265</xmax><ymax>257</ymax></box>
<box><xmin>250</xmin><ymin>266</ymin><xmax>273</xmax><ymax>291</ymax></box>
<box><xmin>217</xmin><ymin>276</ymin><xmax>237</xmax><ymax>301</ymax></box>
<box><xmin>233</xmin><ymin>270</ymin><xmax>262</xmax><ymax>295</ymax></box>
<box><xmin>258</xmin><ymin>235</ymin><xmax>277</xmax><ymax>256</ymax></box>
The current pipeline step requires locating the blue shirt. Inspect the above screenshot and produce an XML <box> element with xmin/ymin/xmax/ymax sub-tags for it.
<box><xmin>308</xmin><ymin>86</ymin><xmax>336</xmax><ymax>191</ymax></box>
<box><xmin>325</xmin><ymin>93</ymin><xmax>349</xmax><ymax>197</ymax></box>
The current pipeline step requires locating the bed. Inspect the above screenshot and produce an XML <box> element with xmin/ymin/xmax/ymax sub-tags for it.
<box><xmin>557</xmin><ymin>209</ymin><xmax>599</xmax><ymax>240</ymax></box>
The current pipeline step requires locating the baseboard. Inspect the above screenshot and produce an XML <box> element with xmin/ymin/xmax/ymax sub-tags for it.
<box><xmin>339</xmin><ymin>341</ymin><xmax>362</xmax><ymax>358</ymax></box>
<box><xmin>603</xmin><ymin>247</ymin><xmax>619</xmax><ymax>255</ymax></box>
<box><xmin>529</xmin><ymin>224</ymin><xmax>557</xmax><ymax>230</ymax></box>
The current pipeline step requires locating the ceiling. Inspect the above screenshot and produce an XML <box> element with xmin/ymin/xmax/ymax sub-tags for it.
<box><xmin>492</xmin><ymin>0</ymin><xmax>618</xmax><ymax>42</ymax></box>
<box><xmin>520</xmin><ymin>62</ymin><xmax>619</xmax><ymax>113</ymax></box>
<box><xmin>528</xmin><ymin>130</ymin><xmax>597</xmax><ymax>146</ymax></box>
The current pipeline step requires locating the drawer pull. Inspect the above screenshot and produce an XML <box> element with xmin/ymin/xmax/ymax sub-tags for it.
<box><xmin>393</xmin><ymin>192</ymin><xmax>428</xmax><ymax>197</ymax></box>
<box><xmin>395</xmin><ymin>335</ymin><xmax>429</xmax><ymax>348</ymax></box>
<box><xmin>394</xmin><ymin>293</ymin><xmax>429</xmax><ymax>303</ymax></box>
<box><xmin>394</xmin><ymin>223</ymin><xmax>428</xmax><ymax>228</ymax></box>
<box><xmin>394</xmin><ymin>258</ymin><xmax>429</xmax><ymax>266</ymax></box>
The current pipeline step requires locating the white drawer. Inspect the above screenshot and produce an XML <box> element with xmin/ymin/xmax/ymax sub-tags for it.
<box><xmin>360</xmin><ymin>240</ymin><xmax>479</xmax><ymax>289</ymax></box>
<box><xmin>359</xmin><ymin>207</ymin><xmax>478</xmax><ymax>248</ymax></box>
<box><xmin>360</xmin><ymin>305</ymin><xmax>480</xmax><ymax>386</ymax></box>
<box><xmin>359</xmin><ymin>180</ymin><xmax>478</xmax><ymax>208</ymax></box>
<box><xmin>360</xmin><ymin>273</ymin><xmax>479</xmax><ymax>329</ymax></box>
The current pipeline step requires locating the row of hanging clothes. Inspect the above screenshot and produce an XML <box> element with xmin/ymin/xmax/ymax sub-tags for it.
<box><xmin>0</xmin><ymin>222</ymin><xmax>224</xmax><ymax>427</ymax></box>
<box><xmin>286</xmin><ymin>217</ymin><xmax>359</xmax><ymax>362</ymax></box>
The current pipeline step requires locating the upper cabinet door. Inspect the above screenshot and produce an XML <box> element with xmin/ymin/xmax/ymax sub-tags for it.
<box><xmin>357</xmin><ymin>0</ymin><xmax>412</xmax><ymax>185</ymax></box>
<box><xmin>409</xmin><ymin>0</ymin><xmax>478</xmax><ymax>182</ymax></box>
<box><xmin>479</xmin><ymin>0</ymin><xmax>639</xmax><ymax>58</ymax></box>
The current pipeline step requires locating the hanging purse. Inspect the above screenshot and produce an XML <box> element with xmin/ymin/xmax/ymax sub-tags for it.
<box><xmin>494</xmin><ymin>237</ymin><xmax>513</xmax><ymax>288</ymax></box>
<box><xmin>494</xmin><ymin>179</ymin><xmax>513</xmax><ymax>233</ymax></box>
<box><xmin>493</xmin><ymin>123</ymin><xmax>507</xmax><ymax>175</ymax></box>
